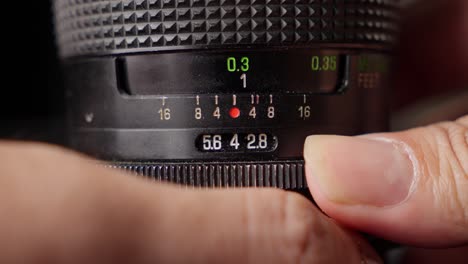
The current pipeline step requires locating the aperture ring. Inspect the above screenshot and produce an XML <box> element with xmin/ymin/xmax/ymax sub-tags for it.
<box><xmin>108</xmin><ymin>160</ymin><xmax>307</xmax><ymax>189</ymax></box>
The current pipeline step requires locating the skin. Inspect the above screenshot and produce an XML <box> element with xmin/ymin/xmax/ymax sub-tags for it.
<box><xmin>0</xmin><ymin>142</ymin><xmax>379</xmax><ymax>264</ymax></box>
<box><xmin>0</xmin><ymin>0</ymin><xmax>467</xmax><ymax>263</ymax></box>
<box><xmin>304</xmin><ymin>0</ymin><xmax>468</xmax><ymax>247</ymax></box>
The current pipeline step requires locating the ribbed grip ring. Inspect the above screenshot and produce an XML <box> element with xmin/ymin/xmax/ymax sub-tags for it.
<box><xmin>108</xmin><ymin>160</ymin><xmax>307</xmax><ymax>189</ymax></box>
<box><xmin>54</xmin><ymin>0</ymin><xmax>400</xmax><ymax>58</ymax></box>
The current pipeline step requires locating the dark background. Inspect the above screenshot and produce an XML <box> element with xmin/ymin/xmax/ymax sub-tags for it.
<box><xmin>0</xmin><ymin>1</ymin><xmax>65</xmax><ymax>144</ymax></box>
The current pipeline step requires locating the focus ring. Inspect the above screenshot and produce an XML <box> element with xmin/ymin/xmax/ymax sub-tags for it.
<box><xmin>109</xmin><ymin>160</ymin><xmax>307</xmax><ymax>189</ymax></box>
<box><xmin>54</xmin><ymin>0</ymin><xmax>400</xmax><ymax>58</ymax></box>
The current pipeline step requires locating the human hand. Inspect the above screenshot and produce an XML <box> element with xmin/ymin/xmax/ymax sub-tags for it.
<box><xmin>303</xmin><ymin>0</ymin><xmax>468</xmax><ymax>261</ymax></box>
<box><xmin>305</xmin><ymin>115</ymin><xmax>467</xmax><ymax>245</ymax></box>
<box><xmin>0</xmin><ymin>142</ymin><xmax>382</xmax><ymax>264</ymax></box>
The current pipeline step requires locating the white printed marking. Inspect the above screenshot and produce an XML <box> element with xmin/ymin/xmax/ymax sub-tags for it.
<box><xmin>233</xmin><ymin>94</ymin><xmax>237</xmax><ymax>106</ymax></box>
<box><xmin>303</xmin><ymin>94</ymin><xmax>307</xmax><ymax>104</ymax></box>
<box><xmin>215</xmin><ymin>95</ymin><xmax>219</xmax><ymax>105</ymax></box>
<box><xmin>269</xmin><ymin>94</ymin><xmax>273</xmax><ymax>104</ymax></box>
<box><xmin>196</xmin><ymin>95</ymin><xmax>200</xmax><ymax>105</ymax></box>
<box><xmin>84</xmin><ymin>113</ymin><xmax>94</xmax><ymax>123</ymax></box>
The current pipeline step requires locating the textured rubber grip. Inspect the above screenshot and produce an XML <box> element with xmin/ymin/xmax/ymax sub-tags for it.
<box><xmin>53</xmin><ymin>0</ymin><xmax>400</xmax><ymax>58</ymax></box>
<box><xmin>109</xmin><ymin>160</ymin><xmax>307</xmax><ymax>189</ymax></box>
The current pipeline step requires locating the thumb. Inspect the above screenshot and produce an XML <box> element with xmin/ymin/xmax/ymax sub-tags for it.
<box><xmin>304</xmin><ymin>115</ymin><xmax>468</xmax><ymax>247</ymax></box>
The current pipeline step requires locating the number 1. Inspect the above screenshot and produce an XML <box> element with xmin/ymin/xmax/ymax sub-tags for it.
<box><xmin>240</xmin><ymin>73</ymin><xmax>247</xmax><ymax>88</ymax></box>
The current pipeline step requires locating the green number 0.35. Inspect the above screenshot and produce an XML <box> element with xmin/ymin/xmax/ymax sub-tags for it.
<box><xmin>311</xmin><ymin>56</ymin><xmax>337</xmax><ymax>71</ymax></box>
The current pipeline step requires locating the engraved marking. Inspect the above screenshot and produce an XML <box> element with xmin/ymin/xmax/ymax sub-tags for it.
<box><xmin>84</xmin><ymin>113</ymin><xmax>94</xmax><ymax>123</ymax></box>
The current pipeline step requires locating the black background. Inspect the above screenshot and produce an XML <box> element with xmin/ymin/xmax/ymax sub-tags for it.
<box><xmin>0</xmin><ymin>1</ymin><xmax>65</xmax><ymax>144</ymax></box>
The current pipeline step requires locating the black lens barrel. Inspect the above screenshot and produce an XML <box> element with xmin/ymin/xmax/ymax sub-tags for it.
<box><xmin>55</xmin><ymin>0</ymin><xmax>399</xmax><ymax>189</ymax></box>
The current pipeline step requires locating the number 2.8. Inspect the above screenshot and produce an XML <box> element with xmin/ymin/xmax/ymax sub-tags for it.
<box><xmin>247</xmin><ymin>134</ymin><xmax>268</xmax><ymax>150</ymax></box>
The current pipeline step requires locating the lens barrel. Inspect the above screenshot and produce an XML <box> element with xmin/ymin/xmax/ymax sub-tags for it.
<box><xmin>54</xmin><ymin>0</ymin><xmax>399</xmax><ymax>189</ymax></box>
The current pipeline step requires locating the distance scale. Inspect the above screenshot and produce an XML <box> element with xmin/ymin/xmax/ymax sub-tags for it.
<box><xmin>110</xmin><ymin>50</ymin><xmax>389</xmax><ymax>155</ymax></box>
<box><xmin>119</xmin><ymin>50</ymin><xmax>349</xmax><ymax>95</ymax></box>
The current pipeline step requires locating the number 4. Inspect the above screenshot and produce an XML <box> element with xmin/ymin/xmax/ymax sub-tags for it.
<box><xmin>230</xmin><ymin>134</ymin><xmax>240</xmax><ymax>150</ymax></box>
<box><xmin>213</xmin><ymin>107</ymin><xmax>221</xmax><ymax>119</ymax></box>
<box><xmin>249</xmin><ymin>107</ymin><xmax>256</xmax><ymax>118</ymax></box>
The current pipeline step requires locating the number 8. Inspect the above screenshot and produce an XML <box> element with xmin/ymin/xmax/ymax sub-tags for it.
<box><xmin>267</xmin><ymin>106</ymin><xmax>275</xmax><ymax>119</ymax></box>
<box><xmin>195</xmin><ymin>107</ymin><xmax>202</xmax><ymax>120</ymax></box>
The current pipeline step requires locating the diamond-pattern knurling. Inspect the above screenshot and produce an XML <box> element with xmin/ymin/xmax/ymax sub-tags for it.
<box><xmin>53</xmin><ymin>0</ymin><xmax>400</xmax><ymax>57</ymax></box>
<box><xmin>108</xmin><ymin>160</ymin><xmax>307</xmax><ymax>189</ymax></box>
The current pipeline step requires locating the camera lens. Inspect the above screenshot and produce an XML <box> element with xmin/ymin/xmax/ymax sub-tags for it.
<box><xmin>54</xmin><ymin>0</ymin><xmax>399</xmax><ymax>189</ymax></box>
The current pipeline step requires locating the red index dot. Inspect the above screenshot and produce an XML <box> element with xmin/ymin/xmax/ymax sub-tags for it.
<box><xmin>229</xmin><ymin>107</ymin><xmax>241</xmax><ymax>119</ymax></box>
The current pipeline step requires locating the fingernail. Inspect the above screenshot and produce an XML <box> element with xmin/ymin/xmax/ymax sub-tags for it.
<box><xmin>304</xmin><ymin>135</ymin><xmax>416</xmax><ymax>207</ymax></box>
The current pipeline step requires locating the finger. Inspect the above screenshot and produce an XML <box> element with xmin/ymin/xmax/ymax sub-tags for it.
<box><xmin>0</xmin><ymin>142</ymin><xmax>381</xmax><ymax>264</ymax></box>
<box><xmin>394</xmin><ymin>0</ymin><xmax>468</xmax><ymax>108</ymax></box>
<box><xmin>304</xmin><ymin>115</ymin><xmax>468</xmax><ymax>247</ymax></box>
